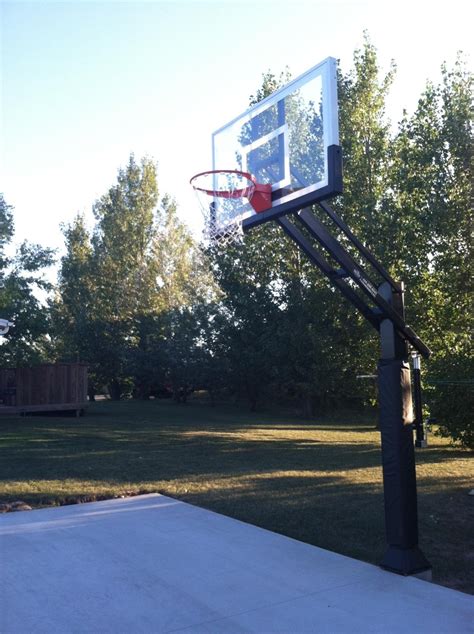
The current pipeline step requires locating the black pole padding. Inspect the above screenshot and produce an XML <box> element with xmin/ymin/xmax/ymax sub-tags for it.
<box><xmin>378</xmin><ymin>359</ymin><xmax>431</xmax><ymax>575</ymax></box>
<box><xmin>377</xmin><ymin>282</ymin><xmax>431</xmax><ymax>576</ymax></box>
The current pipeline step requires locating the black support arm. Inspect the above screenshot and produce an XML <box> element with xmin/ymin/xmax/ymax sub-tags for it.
<box><xmin>277</xmin><ymin>217</ymin><xmax>381</xmax><ymax>331</ymax></box>
<box><xmin>318</xmin><ymin>201</ymin><xmax>401</xmax><ymax>292</ymax></box>
<box><xmin>296</xmin><ymin>208</ymin><xmax>431</xmax><ymax>358</ymax></box>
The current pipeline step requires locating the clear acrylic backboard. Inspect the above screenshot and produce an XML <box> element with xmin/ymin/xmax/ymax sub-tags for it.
<box><xmin>211</xmin><ymin>56</ymin><xmax>342</xmax><ymax>232</ymax></box>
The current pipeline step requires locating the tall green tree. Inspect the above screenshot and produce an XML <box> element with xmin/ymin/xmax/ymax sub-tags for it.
<box><xmin>207</xmin><ymin>38</ymin><xmax>396</xmax><ymax>412</ymax></box>
<box><xmin>54</xmin><ymin>155</ymin><xmax>159</xmax><ymax>397</ymax></box>
<box><xmin>91</xmin><ymin>154</ymin><xmax>159</xmax><ymax>322</ymax></box>
<box><xmin>388</xmin><ymin>55</ymin><xmax>473</xmax><ymax>446</ymax></box>
<box><xmin>52</xmin><ymin>214</ymin><xmax>93</xmax><ymax>356</ymax></box>
<box><xmin>279</xmin><ymin>37</ymin><xmax>398</xmax><ymax>410</ymax></box>
<box><xmin>0</xmin><ymin>194</ymin><xmax>55</xmax><ymax>366</ymax></box>
<box><xmin>50</xmin><ymin>214</ymin><xmax>105</xmax><ymax>396</ymax></box>
<box><xmin>152</xmin><ymin>195</ymin><xmax>215</xmax><ymax>312</ymax></box>
<box><xmin>54</xmin><ymin>155</ymin><xmax>217</xmax><ymax>400</ymax></box>
<box><xmin>127</xmin><ymin>195</ymin><xmax>217</xmax><ymax>399</ymax></box>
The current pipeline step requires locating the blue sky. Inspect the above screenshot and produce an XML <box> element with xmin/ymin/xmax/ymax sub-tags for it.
<box><xmin>1</xmin><ymin>0</ymin><xmax>472</xmax><ymax>262</ymax></box>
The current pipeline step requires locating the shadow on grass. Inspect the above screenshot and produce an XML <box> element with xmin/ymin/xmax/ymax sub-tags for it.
<box><xmin>0</xmin><ymin>398</ymin><xmax>468</xmax><ymax>485</ymax></box>
<box><xmin>1</xmin><ymin>400</ymin><xmax>472</xmax><ymax>593</ymax></box>
<box><xmin>0</xmin><ymin>432</ymin><xmax>383</xmax><ymax>483</ymax></box>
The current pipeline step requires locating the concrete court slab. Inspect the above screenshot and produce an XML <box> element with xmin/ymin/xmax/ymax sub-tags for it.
<box><xmin>0</xmin><ymin>494</ymin><xmax>472</xmax><ymax>634</ymax></box>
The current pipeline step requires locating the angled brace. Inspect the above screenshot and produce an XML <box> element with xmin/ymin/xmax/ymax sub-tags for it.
<box><xmin>277</xmin><ymin>217</ymin><xmax>380</xmax><ymax>331</ymax></box>
<box><xmin>295</xmin><ymin>208</ymin><xmax>431</xmax><ymax>358</ymax></box>
<box><xmin>318</xmin><ymin>201</ymin><xmax>401</xmax><ymax>292</ymax></box>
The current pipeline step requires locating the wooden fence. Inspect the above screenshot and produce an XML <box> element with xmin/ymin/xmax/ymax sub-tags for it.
<box><xmin>0</xmin><ymin>363</ymin><xmax>88</xmax><ymax>415</ymax></box>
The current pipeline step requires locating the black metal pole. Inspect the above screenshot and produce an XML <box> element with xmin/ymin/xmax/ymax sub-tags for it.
<box><xmin>377</xmin><ymin>282</ymin><xmax>431</xmax><ymax>576</ymax></box>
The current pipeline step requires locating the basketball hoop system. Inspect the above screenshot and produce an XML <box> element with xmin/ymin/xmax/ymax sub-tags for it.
<box><xmin>190</xmin><ymin>170</ymin><xmax>271</xmax><ymax>246</ymax></box>
<box><xmin>188</xmin><ymin>57</ymin><xmax>435</xmax><ymax>578</ymax></box>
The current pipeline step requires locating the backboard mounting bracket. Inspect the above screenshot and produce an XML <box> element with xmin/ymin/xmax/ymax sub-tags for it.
<box><xmin>242</xmin><ymin>145</ymin><xmax>343</xmax><ymax>229</ymax></box>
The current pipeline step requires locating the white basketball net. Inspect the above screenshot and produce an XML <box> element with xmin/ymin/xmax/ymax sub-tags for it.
<box><xmin>190</xmin><ymin>171</ymin><xmax>256</xmax><ymax>247</ymax></box>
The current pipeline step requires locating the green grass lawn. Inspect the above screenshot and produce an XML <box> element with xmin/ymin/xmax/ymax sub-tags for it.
<box><xmin>0</xmin><ymin>399</ymin><xmax>472</xmax><ymax>594</ymax></box>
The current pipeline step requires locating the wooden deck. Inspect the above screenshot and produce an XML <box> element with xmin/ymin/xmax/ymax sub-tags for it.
<box><xmin>0</xmin><ymin>363</ymin><xmax>88</xmax><ymax>416</ymax></box>
<box><xmin>0</xmin><ymin>402</ymin><xmax>88</xmax><ymax>416</ymax></box>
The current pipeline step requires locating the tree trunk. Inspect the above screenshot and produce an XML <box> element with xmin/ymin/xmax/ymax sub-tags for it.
<box><xmin>108</xmin><ymin>380</ymin><xmax>122</xmax><ymax>401</ymax></box>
